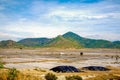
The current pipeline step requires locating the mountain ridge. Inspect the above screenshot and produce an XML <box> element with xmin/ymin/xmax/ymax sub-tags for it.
<box><xmin>18</xmin><ymin>38</ymin><xmax>51</xmax><ymax>47</ymax></box>
<box><xmin>63</xmin><ymin>32</ymin><xmax>115</xmax><ymax>48</ymax></box>
<box><xmin>44</xmin><ymin>35</ymin><xmax>83</xmax><ymax>48</ymax></box>
<box><xmin>0</xmin><ymin>40</ymin><xmax>23</xmax><ymax>48</ymax></box>
<box><xmin>0</xmin><ymin>32</ymin><xmax>120</xmax><ymax>48</ymax></box>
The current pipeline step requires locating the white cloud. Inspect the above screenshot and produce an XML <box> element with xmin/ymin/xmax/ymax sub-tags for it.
<box><xmin>0</xmin><ymin>32</ymin><xmax>22</xmax><ymax>41</ymax></box>
<box><xmin>0</xmin><ymin>0</ymin><xmax>120</xmax><ymax>41</ymax></box>
<box><xmin>49</xmin><ymin>10</ymin><xmax>110</xmax><ymax>21</ymax></box>
<box><xmin>86</xmin><ymin>33</ymin><xmax>120</xmax><ymax>41</ymax></box>
<box><xmin>1</xmin><ymin>18</ymin><xmax>69</xmax><ymax>39</ymax></box>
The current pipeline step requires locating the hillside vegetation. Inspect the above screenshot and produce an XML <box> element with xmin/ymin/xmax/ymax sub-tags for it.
<box><xmin>44</xmin><ymin>35</ymin><xmax>83</xmax><ymax>48</ymax></box>
<box><xmin>63</xmin><ymin>32</ymin><xmax>115</xmax><ymax>48</ymax></box>
<box><xmin>0</xmin><ymin>32</ymin><xmax>120</xmax><ymax>48</ymax></box>
<box><xmin>18</xmin><ymin>38</ymin><xmax>51</xmax><ymax>47</ymax></box>
<box><xmin>0</xmin><ymin>40</ymin><xmax>23</xmax><ymax>48</ymax></box>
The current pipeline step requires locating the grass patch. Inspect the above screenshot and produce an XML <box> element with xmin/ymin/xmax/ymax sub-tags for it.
<box><xmin>45</xmin><ymin>73</ymin><xmax>57</xmax><ymax>80</ymax></box>
<box><xmin>85</xmin><ymin>73</ymin><xmax>120</xmax><ymax>80</ymax></box>
<box><xmin>7</xmin><ymin>68</ymin><xmax>19</xmax><ymax>80</ymax></box>
<box><xmin>0</xmin><ymin>68</ymin><xmax>44</xmax><ymax>80</ymax></box>
<box><xmin>66</xmin><ymin>75</ymin><xmax>82</xmax><ymax>80</ymax></box>
<box><xmin>0</xmin><ymin>59</ymin><xmax>4</xmax><ymax>69</ymax></box>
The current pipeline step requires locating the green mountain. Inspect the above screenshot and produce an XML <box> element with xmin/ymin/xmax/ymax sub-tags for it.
<box><xmin>112</xmin><ymin>41</ymin><xmax>120</xmax><ymax>48</ymax></box>
<box><xmin>0</xmin><ymin>32</ymin><xmax>119</xmax><ymax>48</ymax></box>
<box><xmin>63</xmin><ymin>32</ymin><xmax>119</xmax><ymax>48</ymax></box>
<box><xmin>18</xmin><ymin>38</ymin><xmax>51</xmax><ymax>47</ymax></box>
<box><xmin>0</xmin><ymin>40</ymin><xmax>23</xmax><ymax>48</ymax></box>
<box><xmin>44</xmin><ymin>35</ymin><xmax>83</xmax><ymax>48</ymax></box>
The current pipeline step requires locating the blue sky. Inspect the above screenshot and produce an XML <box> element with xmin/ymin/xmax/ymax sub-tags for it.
<box><xmin>0</xmin><ymin>0</ymin><xmax>120</xmax><ymax>41</ymax></box>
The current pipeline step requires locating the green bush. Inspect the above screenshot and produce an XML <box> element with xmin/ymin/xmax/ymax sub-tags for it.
<box><xmin>66</xmin><ymin>75</ymin><xmax>82</xmax><ymax>80</ymax></box>
<box><xmin>45</xmin><ymin>73</ymin><xmax>57</xmax><ymax>80</ymax></box>
<box><xmin>0</xmin><ymin>62</ymin><xmax>4</xmax><ymax>68</ymax></box>
<box><xmin>7</xmin><ymin>68</ymin><xmax>19</xmax><ymax>80</ymax></box>
<box><xmin>0</xmin><ymin>59</ymin><xmax>4</xmax><ymax>68</ymax></box>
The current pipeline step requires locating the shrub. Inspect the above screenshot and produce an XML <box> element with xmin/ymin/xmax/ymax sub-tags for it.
<box><xmin>66</xmin><ymin>75</ymin><xmax>82</xmax><ymax>80</ymax></box>
<box><xmin>0</xmin><ymin>62</ymin><xmax>4</xmax><ymax>68</ymax></box>
<box><xmin>0</xmin><ymin>69</ymin><xmax>44</xmax><ymax>80</ymax></box>
<box><xmin>7</xmin><ymin>68</ymin><xmax>19</xmax><ymax>80</ymax></box>
<box><xmin>45</xmin><ymin>73</ymin><xmax>57</xmax><ymax>80</ymax></box>
<box><xmin>0</xmin><ymin>59</ymin><xmax>4</xmax><ymax>68</ymax></box>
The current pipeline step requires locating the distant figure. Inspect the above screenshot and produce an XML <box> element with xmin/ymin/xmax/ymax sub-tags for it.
<box><xmin>80</xmin><ymin>52</ymin><xmax>83</xmax><ymax>56</ymax></box>
<box><xmin>115</xmin><ymin>55</ymin><xmax>119</xmax><ymax>62</ymax></box>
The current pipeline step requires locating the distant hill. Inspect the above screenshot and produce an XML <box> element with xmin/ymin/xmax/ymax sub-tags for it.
<box><xmin>112</xmin><ymin>41</ymin><xmax>120</xmax><ymax>48</ymax></box>
<box><xmin>63</xmin><ymin>32</ymin><xmax>115</xmax><ymax>48</ymax></box>
<box><xmin>0</xmin><ymin>40</ymin><xmax>23</xmax><ymax>48</ymax></box>
<box><xmin>18</xmin><ymin>38</ymin><xmax>51</xmax><ymax>47</ymax></box>
<box><xmin>44</xmin><ymin>35</ymin><xmax>83</xmax><ymax>48</ymax></box>
<box><xmin>0</xmin><ymin>32</ymin><xmax>120</xmax><ymax>48</ymax></box>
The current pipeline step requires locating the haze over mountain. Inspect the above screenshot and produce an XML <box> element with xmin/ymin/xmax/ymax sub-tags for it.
<box><xmin>0</xmin><ymin>32</ymin><xmax>119</xmax><ymax>48</ymax></box>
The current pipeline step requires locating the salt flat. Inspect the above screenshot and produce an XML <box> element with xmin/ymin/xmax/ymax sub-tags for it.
<box><xmin>0</xmin><ymin>48</ymin><xmax>120</xmax><ymax>69</ymax></box>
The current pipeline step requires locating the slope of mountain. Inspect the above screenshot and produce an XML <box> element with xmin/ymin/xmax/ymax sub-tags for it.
<box><xmin>63</xmin><ymin>32</ymin><xmax>118</xmax><ymax>48</ymax></box>
<box><xmin>18</xmin><ymin>38</ymin><xmax>51</xmax><ymax>47</ymax></box>
<box><xmin>0</xmin><ymin>32</ymin><xmax>119</xmax><ymax>48</ymax></box>
<box><xmin>112</xmin><ymin>41</ymin><xmax>120</xmax><ymax>48</ymax></box>
<box><xmin>44</xmin><ymin>35</ymin><xmax>83</xmax><ymax>48</ymax></box>
<box><xmin>0</xmin><ymin>40</ymin><xmax>23</xmax><ymax>48</ymax></box>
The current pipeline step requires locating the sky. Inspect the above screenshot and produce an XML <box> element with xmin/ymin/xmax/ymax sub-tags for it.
<box><xmin>0</xmin><ymin>0</ymin><xmax>120</xmax><ymax>41</ymax></box>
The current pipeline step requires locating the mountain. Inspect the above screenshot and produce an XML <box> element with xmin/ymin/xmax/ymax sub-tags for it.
<box><xmin>44</xmin><ymin>35</ymin><xmax>83</xmax><ymax>48</ymax></box>
<box><xmin>18</xmin><ymin>38</ymin><xmax>51</xmax><ymax>47</ymax></box>
<box><xmin>0</xmin><ymin>40</ymin><xmax>23</xmax><ymax>48</ymax></box>
<box><xmin>0</xmin><ymin>32</ymin><xmax>120</xmax><ymax>48</ymax></box>
<box><xmin>63</xmin><ymin>32</ymin><xmax>119</xmax><ymax>48</ymax></box>
<box><xmin>112</xmin><ymin>41</ymin><xmax>120</xmax><ymax>48</ymax></box>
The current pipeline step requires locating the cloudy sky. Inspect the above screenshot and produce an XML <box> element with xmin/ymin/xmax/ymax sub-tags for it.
<box><xmin>0</xmin><ymin>0</ymin><xmax>120</xmax><ymax>41</ymax></box>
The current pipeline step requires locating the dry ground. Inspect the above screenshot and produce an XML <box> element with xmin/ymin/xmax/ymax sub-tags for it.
<box><xmin>0</xmin><ymin>48</ymin><xmax>120</xmax><ymax>80</ymax></box>
<box><xmin>0</xmin><ymin>66</ymin><xmax>120</xmax><ymax>80</ymax></box>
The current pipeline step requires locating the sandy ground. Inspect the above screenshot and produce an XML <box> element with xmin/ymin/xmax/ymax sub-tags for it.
<box><xmin>0</xmin><ymin>48</ymin><xmax>120</xmax><ymax>70</ymax></box>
